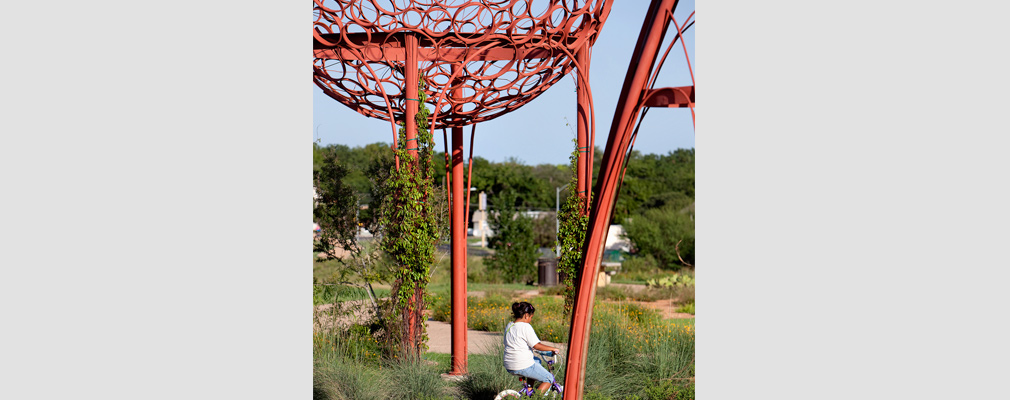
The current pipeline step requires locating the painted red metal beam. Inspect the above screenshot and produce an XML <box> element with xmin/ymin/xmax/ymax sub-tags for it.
<box><xmin>449</xmin><ymin>66</ymin><xmax>468</xmax><ymax>375</ymax></box>
<box><xmin>402</xmin><ymin>33</ymin><xmax>420</xmax><ymax>349</ymax></box>
<box><xmin>563</xmin><ymin>0</ymin><xmax>679</xmax><ymax>399</ymax></box>
<box><xmin>314</xmin><ymin>32</ymin><xmax>587</xmax><ymax>50</ymax></box>
<box><xmin>313</xmin><ymin>31</ymin><xmax>592</xmax><ymax>62</ymax></box>
<box><xmin>575</xmin><ymin>45</ymin><xmax>590</xmax><ymax>203</ymax></box>
<box><xmin>314</xmin><ymin>46</ymin><xmax>564</xmax><ymax>62</ymax></box>
<box><xmin>643</xmin><ymin>86</ymin><xmax>694</xmax><ymax>108</ymax></box>
<box><xmin>404</xmin><ymin>34</ymin><xmax>419</xmax><ymax>160</ymax></box>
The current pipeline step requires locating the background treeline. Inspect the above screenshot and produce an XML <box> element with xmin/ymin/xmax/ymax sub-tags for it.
<box><xmin>313</xmin><ymin>142</ymin><xmax>695</xmax><ymax>268</ymax></box>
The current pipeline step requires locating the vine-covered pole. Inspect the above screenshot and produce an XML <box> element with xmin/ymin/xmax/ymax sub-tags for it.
<box><xmin>449</xmin><ymin>64</ymin><xmax>469</xmax><ymax>375</ymax></box>
<box><xmin>401</xmin><ymin>32</ymin><xmax>421</xmax><ymax>350</ymax></box>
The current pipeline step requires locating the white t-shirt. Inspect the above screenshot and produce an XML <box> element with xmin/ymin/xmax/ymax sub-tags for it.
<box><xmin>503</xmin><ymin>321</ymin><xmax>541</xmax><ymax>370</ymax></box>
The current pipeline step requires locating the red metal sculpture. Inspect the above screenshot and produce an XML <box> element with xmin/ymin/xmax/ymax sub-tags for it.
<box><xmin>314</xmin><ymin>0</ymin><xmax>611</xmax><ymax>376</ymax></box>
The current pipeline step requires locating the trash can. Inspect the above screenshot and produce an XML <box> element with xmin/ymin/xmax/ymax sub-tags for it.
<box><xmin>538</xmin><ymin>257</ymin><xmax>559</xmax><ymax>287</ymax></box>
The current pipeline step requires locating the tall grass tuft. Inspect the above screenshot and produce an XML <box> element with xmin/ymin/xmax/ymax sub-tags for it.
<box><xmin>581</xmin><ymin>314</ymin><xmax>695</xmax><ymax>399</ymax></box>
<box><xmin>385</xmin><ymin>357</ymin><xmax>454</xmax><ymax>400</ymax></box>
<box><xmin>313</xmin><ymin>329</ymin><xmax>386</xmax><ymax>400</ymax></box>
<box><xmin>581</xmin><ymin>322</ymin><xmax>647</xmax><ymax>399</ymax></box>
<box><xmin>313</xmin><ymin>360</ymin><xmax>386</xmax><ymax>400</ymax></box>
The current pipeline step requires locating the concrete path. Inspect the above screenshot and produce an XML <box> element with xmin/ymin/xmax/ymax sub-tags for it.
<box><xmin>425</xmin><ymin>319</ymin><xmax>503</xmax><ymax>354</ymax></box>
<box><xmin>424</xmin><ymin>319</ymin><xmax>566</xmax><ymax>355</ymax></box>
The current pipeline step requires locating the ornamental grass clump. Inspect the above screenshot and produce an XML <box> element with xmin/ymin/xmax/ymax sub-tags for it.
<box><xmin>584</xmin><ymin>310</ymin><xmax>695</xmax><ymax>399</ymax></box>
<box><xmin>384</xmin><ymin>358</ymin><xmax>454</xmax><ymax>400</ymax></box>
<box><xmin>313</xmin><ymin>330</ymin><xmax>385</xmax><ymax>400</ymax></box>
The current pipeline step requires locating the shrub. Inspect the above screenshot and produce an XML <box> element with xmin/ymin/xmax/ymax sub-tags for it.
<box><xmin>621</xmin><ymin>254</ymin><xmax>659</xmax><ymax>275</ymax></box>
<box><xmin>540</xmin><ymin>284</ymin><xmax>566</xmax><ymax>297</ymax></box>
<box><xmin>674</xmin><ymin>284</ymin><xmax>695</xmax><ymax>305</ymax></box>
<box><xmin>594</xmin><ymin>285</ymin><xmax>630</xmax><ymax>301</ymax></box>
<box><xmin>614</xmin><ymin>255</ymin><xmax>690</xmax><ymax>284</ymax></box>
<box><xmin>622</xmin><ymin>283</ymin><xmax>693</xmax><ymax>305</ymax></box>
<box><xmin>468</xmin><ymin>256</ymin><xmax>506</xmax><ymax>284</ymax></box>
<box><xmin>625</xmin><ymin>286</ymin><xmax>678</xmax><ymax>302</ymax></box>
<box><xmin>632</xmin><ymin>380</ymin><xmax>695</xmax><ymax>400</ymax></box>
<box><xmin>646</xmin><ymin>273</ymin><xmax>694</xmax><ymax>288</ymax></box>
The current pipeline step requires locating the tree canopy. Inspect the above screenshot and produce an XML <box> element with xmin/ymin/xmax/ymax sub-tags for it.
<box><xmin>314</xmin><ymin>142</ymin><xmax>695</xmax><ymax>269</ymax></box>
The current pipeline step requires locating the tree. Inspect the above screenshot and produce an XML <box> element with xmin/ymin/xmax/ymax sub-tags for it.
<box><xmin>531</xmin><ymin>212</ymin><xmax>557</xmax><ymax>249</ymax></box>
<box><xmin>614</xmin><ymin>148</ymin><xmax>694</xmax><ymax>223</ymax></box>
<box><xmin>313</xmin><ymin>152</ymin><xmax>386</xmax><ymax>317</ymax></box>
<box><xmin>622</xmin><ymin>202</ymin><xmax>695</xmax><ymax>269</ymax></box>
<box><xmin>486</xmin><ymin>190</ymin><xmax>540</xmax><ymax>283</ymax></box>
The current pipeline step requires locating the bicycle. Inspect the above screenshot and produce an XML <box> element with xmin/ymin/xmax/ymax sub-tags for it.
<box><xmin>494</xmin><ymin>350</ymin><xmax>564</xmax><ymax>399</ymax></box>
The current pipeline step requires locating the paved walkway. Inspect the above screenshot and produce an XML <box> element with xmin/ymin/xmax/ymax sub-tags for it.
<box><xmin>424</xmin><ymin>319</ymin><xmax>566</xmax><ymax>355</ymax></box>
<box><xmin>425</xmin><ymin>319</ymin><xmax>503</xmax><ymax>354</ymax></box>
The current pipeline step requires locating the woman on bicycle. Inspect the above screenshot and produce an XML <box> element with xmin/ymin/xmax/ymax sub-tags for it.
<box><xmin>503</xmin><ymin>301</ymin><xmax>562</xmax><ymax>394</ymax></box>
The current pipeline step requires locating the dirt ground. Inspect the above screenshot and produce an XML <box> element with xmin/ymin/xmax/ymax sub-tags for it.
<box><xmin>607</xmin><ymin>283</ymin><xmax>695</xmax><ymax>319</ymax></box>
<box><xmin>635</xmin><ymin>298</ymin><xmax>695</xmax><ymax>319</ymax></box>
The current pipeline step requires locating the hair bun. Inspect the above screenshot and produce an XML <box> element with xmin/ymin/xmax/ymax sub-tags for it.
<box><xmin>511</xmin><ymin>301</ymin><xmax>535</xmax><ymax>319</ymax></box>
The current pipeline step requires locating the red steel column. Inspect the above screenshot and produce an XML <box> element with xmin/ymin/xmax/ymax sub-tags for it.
<box><xmin>564</xmin><ymin>0</ymin><xmax>677</xmax><ymax>398</ymax></box>
<box><xmin>403</xmin><ymin>32</ymin><xmax>420</xmax><ymax>350</ymax></box>
<box><xmin>405</xmin><ymin>34</ymin><xmax>419</xmax><ymax>160</ymax></box>
<box><xmin>449</xmin><ymin>65</ymin><xmax>468</xmax><ymax>375</ymax></box>
<box><xmin>576</xmin><ymin>44</ymin><xmax>590</xmax><ymax>203</ymax></box>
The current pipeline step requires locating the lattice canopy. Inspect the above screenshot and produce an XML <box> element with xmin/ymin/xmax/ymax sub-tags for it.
<box><xmin>313</xmin><ymin>0</ymin><xmax>610</xmax><ymax>128</ymax></box>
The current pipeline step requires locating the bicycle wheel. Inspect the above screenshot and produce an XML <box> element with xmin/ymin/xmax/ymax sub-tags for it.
<box><xmin>494</xmin><ymin>389</ymin><xmax>522</xmax><ymax>400</ymax></box>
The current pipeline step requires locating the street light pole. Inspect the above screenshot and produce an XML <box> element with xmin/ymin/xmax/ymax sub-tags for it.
<box><xmin>556</xmin><ymin>183</ymin><xmax>569</xmax><ymax>258</ymax></box>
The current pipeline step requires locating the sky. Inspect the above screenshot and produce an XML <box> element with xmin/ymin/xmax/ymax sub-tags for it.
<box><xmin>313</xmin><ymin>0</ymin><xmax>695</xmax><ymax>166</ymax></box>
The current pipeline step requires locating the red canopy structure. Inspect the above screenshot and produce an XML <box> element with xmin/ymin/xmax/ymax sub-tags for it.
<box><xmin>314</xmin><ymin>0</ymin><xmax>611</xmax><ymax>377</ymax></box>
<box><xmin>314</xmin><ymin>1</ymin><xmax>694</xmax><ymax>398</ymax></box>
<box><xmin>314</xmin><ymin>0</ymin><xmax>609</xmax><ymax>129</ymax></box>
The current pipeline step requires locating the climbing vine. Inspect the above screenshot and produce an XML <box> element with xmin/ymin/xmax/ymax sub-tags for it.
<box><xmin>557</xmin><ymin>137</ymin><xmax>590</xmax><ymax>316</ymax></box>
<box><xmin>377</xmin><ymin>77</ymin><xmax>439</xmax><ymax>357</ymax></box>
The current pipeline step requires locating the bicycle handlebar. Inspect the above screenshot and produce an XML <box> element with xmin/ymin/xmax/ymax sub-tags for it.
<box><xmin>535</xmin><ymin>350</ymin><xmax>561</xmax><ymax>366</ymax></box>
